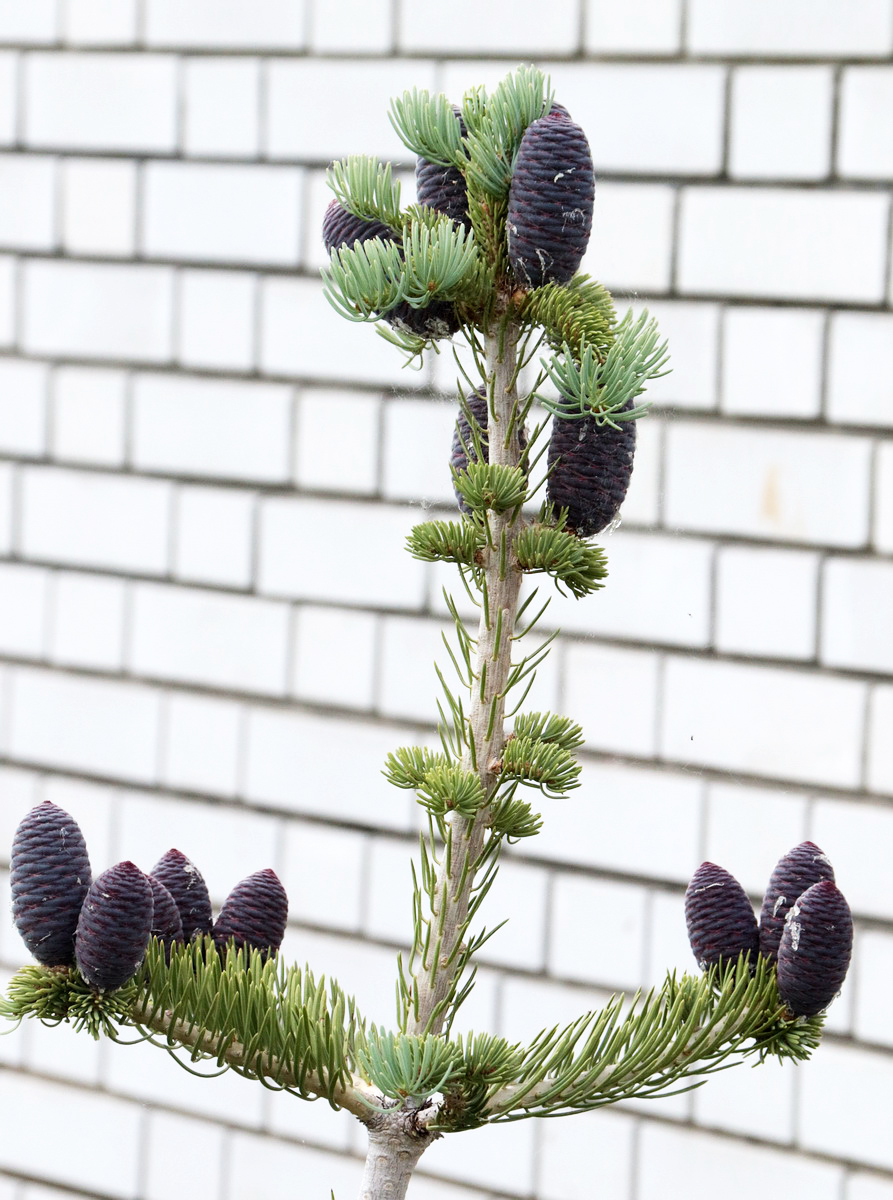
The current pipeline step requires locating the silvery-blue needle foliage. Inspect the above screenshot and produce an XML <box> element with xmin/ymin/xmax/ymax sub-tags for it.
<box><xmin>2</xmin><ymin>65</ymin><xmax>825</xmax><ymax>1200</ymax></box>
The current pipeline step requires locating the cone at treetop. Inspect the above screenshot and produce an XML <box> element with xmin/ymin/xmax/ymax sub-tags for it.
<box><xmin>685</xmin><ymin>862</ymin><xmax>760</xmax><ymax>971</ymax></box>
<box><xmin>150</xmin><ymin>849</ymin><xmax>213</xmax><ymax>940</ymax></box>
<box><xmin>416</xmin><ymin>106</ymin><xmax>470</xmax><ymax>231</ymax></box>
<box><xmin>776</xmin><ymin>880</ymin><xmax>853</xmax><ymax>1017</ymax></box>
<box><xmin>546</xmin><ymin>400</ymin><xmax>636</xmax><ymax>537</ymax></box>
<box><xmin>507</xmin><ymin>109</ymin><xmax>595</xmax><ymax>289</ymax></box>
<box><xmin>759</xmin><ymin>841</ymin><xmax>835</xmax><ymax>963</ymax></box>
<box><xmin>75</xmin><ymin>861</ymin><xmax>154</xmax><ymax>991</ymax></box>
<box><xmin>10</xmin><ymin>801</ymin><xmax>92</xmax><ymax>968</ymax></box>
<box><xmin>212</xmin><ymin>869</ymin><xmax>288</xmax><ymax>961</ymax></box>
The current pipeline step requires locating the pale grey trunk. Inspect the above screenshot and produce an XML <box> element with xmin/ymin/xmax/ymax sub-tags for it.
<box><xmin>357</xmin><ymin>1119</ymin><xmax>435</xmax><ymax>1200</ymax></box>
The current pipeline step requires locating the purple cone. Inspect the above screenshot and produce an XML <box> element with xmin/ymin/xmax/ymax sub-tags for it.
<box><xmin>150</xmin><ymin>849</ymin><xmax>213</xmax><ymax>940</ymax></box>
<box><xmin>759</xmin><ymin>841</ymin><xmax>835</xmax><ymax>962</ymax></box>
<box><xmin>450</xmin><ymin>387</ymin><xmax>527</xmax><ymax>512</ymax></box>
<box><xmin>213</xmin><ymin>869</ymin><xmax>288</xmax><ymax>961</ymax></box>
<box><xmin>75</xmin><ymin>862</ymin><xmax>154</xmax><ymax>991</ymax></box>
<box><xmin>148</xmin><ymin>876</ymin><xmax>184</xmax><ymax>958</ymax></box>
<box><xmin>685</xmin><ymin>862</ymin><xmax>760</xmax><ymax>971</ymax></box>
<box><xmin>546</xmin><ymin>401</ymin><xmax>636</xmax><ymax>537</ymax></box>
<box><xmin>10</xmin><ymin>801</ymin><xmax>92</xmax><ymax>967</ymax></box>
<box><xmin>416</xmin><ymin>106</ymin><xmax>470</xmax><ymax>231</ymax></box>
<box><xmin>776</xmin><ymin>880</ymin><xmax>853</xmax><ymax>1017</ymax></box>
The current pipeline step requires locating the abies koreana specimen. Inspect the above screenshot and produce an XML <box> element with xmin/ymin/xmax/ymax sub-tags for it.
<box><xmin>507</xmin><ymin>110</ymin><xmax>595</xmax><ymax>289</ymax></box>
<box><xmin>684</xmin><ymin>862</ymin><xmax>759</xmax><ymax>970</ymax></box>
<box><xmin>416</xmin><ymin>106</ymin><xmax>470</xmax><ymax>231</ymax></box>
<box><xmin>212</xmin><ymin>869</ymin><xmax>288</xmax><ymax>960</ymax></box>
<box><xmin>776</xmin><ymin>881</ymin><xmax>853</xmax><ymax>1017</ymax></box>
<box><xmin>546</xmin><ymin>403</ymin><xmax>636</xmax><ymax>537</ymax></box>
<box><xmin>150</xmin><ymin>848</ymin><xmax>213</xmax><ymax>941</ymax></box>
<box><xmin>75</xmin><ymin>862</ymin><xmax>154</xmax><ymax>991</ymax></box>
<box><xmin>10</xmin><ymin>801</ymin><xmax>92</xmax><ymax>967</ymax></box>
<box><xmin>759</xmin><ymin>841</ymin><xmax>835</xmax><ymax>963</ymax></box>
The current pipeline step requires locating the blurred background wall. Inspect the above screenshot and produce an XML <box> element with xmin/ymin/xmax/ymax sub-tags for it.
<box><xmin>1</xmin><ymin>2</ymin><xmax>892</xmax><ymax>1198</ymax></box>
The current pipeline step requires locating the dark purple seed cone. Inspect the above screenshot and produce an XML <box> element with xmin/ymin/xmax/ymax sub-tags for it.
<box><xmin>776</xmin><ymin>880</ymin><xmax>853</xmax><ymax>1017</ymax></box>
<box><xmin>759</xmin><ymin>841</ymin><xmax>835</xmax><ymax>963</ymax></box>
<box><xmin>416</xmin><ymin>107</ymin><xmax>470</xmax><ymax>231</ymax></box>
<box><xmin>322</xmin><ymin>199</ymin><xmax>396</xmax><ymax>255</ymax></box>
<box><xmin>10</xmin><ymin>800</ymin><xmax>92</xmax><ymax>967</ymax></box>
<box><xmin>507</xmin><ymin>114</ymin><xmax>595</xmax><ymax>289</ymax></box>
<box><xmin>150</xmin><ymin>849</ymin><xmax>213</xmax><ymax>940</ymax></box>
<box><xmin>685</xmin><ymin>862</ymin><xmax>760</xmax><ymax>971</ymax></box>
<box><xmin>148</xmin><ymin>877</ymin><xmax>184</xmax><ymax>957</ymax></box>
<box><xmin>212</xmin><ymin>869</ymin><xmax>288</xmax><ymax>961</ymax></box>
<box><xmin>546</xmin><ymin>401</ymin><xmax>636</xmax><ymax>537</ymax></box>
<box><xmin>450</xmin><ymin>388</ymin><xmax>527</xmax><ymax>512</ymax></box>
<box><xmin>75</xmin><ymin>862</ymin><xmax>154</xmax><ymax>991</ymax></box>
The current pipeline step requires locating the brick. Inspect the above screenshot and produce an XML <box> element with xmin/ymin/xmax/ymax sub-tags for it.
<box><xmin>143</xmin><ymin>162</ymin><xmax>301</xmax><ymax>267</ymax></box>
<box><xmin>853</xmin><ymin>928</ymin><xmax>893</xmax><ymax>1048</ymax></box>
<box><xmin>582</xmin><ymin>182</ymin><xmax>675</xmax><ymax>293</ymax></box>
<box><xmin>661</xmin><ymin>657</ymin><xmax>866</xmax><ymax>789</ymax></box>
<box><xmin>0</xmin><ymin>254</ymin><xmax>15</xmax><ymax>346</ymax></box>
<box><xmin>584</xmin><ymin>0</ymin><xmax>681</xmax><ymax>53</ymax></box>
<box><xmin>715</xmin><ymin>545</ymin><xmax>820</xmax><ymax>660</ymax></box>
<box><xmin>228</xmin><ymin>1132</ymin><xmax>359</xmax><ymax>1200</ymax></box>
<box><xmin>281</xmin><ymin>819</ymin><xmax>366</xmax><ymax>933</ymax></box>
<box><xmin>60</xmin><ymin>158</ymin><xmax>136</xmax><ymax>257</ymax></box>
<box><xmin>0</xmin><ymin>2</ymin><xmax>57</xmax><ymax>43</ymax></box>
<box><xmin>664</xmin><ymin>421</ymin><xmax>872</xmax><ymax>548</ymax></box>
<box><xmin>144</xmin><ymin>1112</ymin><xmax>226</xmax><ymax>1200</ymax></box>
<box><xmin>308</xmin><ymin>0</ymin><xmax>391</xmax><ymax>53</ymax></box>
<box><xmin>867</xmin><ymin>685</ymin><xmax>893</xmax><ymax>794</ymax></box>
<box><xmin>0</xmin><ymin>765</ymin><xmax>42</xmax><ymax>863</ymax></box>
<box><xmin>0</xmin><ymin>358</ymin><xmax>48</xmax><ymax>454</ymax></box>
<box><xmin>61</xmin><ymin>0</ymin><xmax>139</xmax><ymax>44</ymax></box>
<box><xmin>839</xmin><ymin>68</ymin><xmax>893</xmax><ymax>180</ymax></box>
<box><xmin>291</xmin><ymin>604</ymin><xmax>377</xmax><ymax>710</ymax></box>
<box><xmin>243</xmin><ymin>707</ymin><xmax>415</xmax><ymax>831</ymax></box>
<box><xmin>266</xmin><ymin>60</ymin><xmax>436</xmax><ymax>163</ymax></box>
<box><xmin>513</xmin><ymin>760</ymin><xmax>702</xmax><ymax>884</ymax></box>
<box><xmin>382</xmin><ymin>396</ymin><xmax>458</xmax><ymax>506</ymax></box>
<box><xmin>420</xmin><ymin>1124</ymin><xmax>537</xmax><ymax>1196</ymax></box>
<box><xmin>703</xmin><ymin>780</ymin><xmax>808</xmax><ymax>897</ymax></box>
<box><xmin>647</xmin><ymin>886</ymin><xmax>702</xmax><ymax>985</ymax></box>
<box><xmin>695</xmin><ymin>1051</ymin><xmax>796</xmax><ymax>1145</ymax></box>
<box><xmin>132</xmin><ymin>373</ymin><xmax>292</xmax><ymax>483</ymax></box>
<box><xmin>258</xmin><ymin>496</ymin><xmax>427</xmax><ymax>609</ymax></box>
<box><xmin>0</xmin><ymin>155</ymin><xmax>56</xmax><ymax>252</ymax></box>
<box><xmin>812</xmin><ymin>798</ymin><xmax>893</xmax><ymax>922</ymax></box>
<box><xmin>260</xmin><ymin>275</ymin><xmax>412</xmax><ymax>387</ymax></box>
<box><xmin>21</xmin><ymin>466</ymin><xmax>171</xmax><ymax>574</ymax></box>
<box><xmin>618</xmin><ymin>413</ymin><xmax>661</xmax><ymax>526</ymax></box>
<box><xmin>377</xmin><ymin>615</ymin><xmax>454</xmax><ymax>725</ymax></box>
<box><xmin>564</xmin><ymin>641</ymin><xmax>660</xmax><ymax>757</ymax></box>
<box><xmin>538</xmin><ymin>1107</ymin><xmax>634</xmax><ymax>1200</ymax></box>
<box><xmin>678</xmin><ymin>188</ymin><xmax>889</xmax><ymax>303</ymax></box>
<box><xmin>7</xmin><ymin>665</ymin><xmax>160</xmax><ymax>782</ymax></box>
<box><xmin>0</xmin><ymin>563</ymin><xmax>48</xmax><ymax>659</ymax></box>
<box><xmin>822</xmin><ymin>558</ymin><xmax>893</xmax><ymax>674</ymax></box>
<box><xmin>550</xmin><ymin>873</ymin><xmax>649</xmax><ymax>989</ymax></box>
<box><xmin>827</xmin><ymin>312</ymin><xmax>893</xmax><ymax>428</ymax></box>
<box><xmin>23</xmin><ymin>259</ymin><xmax>174</xmax><ymax>362</ymax></box>
<box><xmin>183</xmin><ymin>57</ymin><xmax>260</xmax><ymax>159</ymax></box>
<box><xmin>51</xmin><ymin>365</ymin><xmax>127</xmax><ymax>465</ymax></box>
<box><xmin>638</xmin><ymin>1124</ymin><xmax>843</xmax><ymax>1200</ymax></box>
<box><xmin>24</xmin><ymin>53</ymin><xmax>178</xmax><ymax>152</ymax></box>
<box><xmin>875</xmin><ymin>443</ymin><xmax>893</xmax><ymax>552</ymax></box>
<box><xmin>400</xmin><ymin>2</ymin><xmax>578</xmax><ymax>53</ymax></box>
<box><xmin>129</xmin><ymin>582</ymin><xmax>290</xmax><ymax>695</ymax></box>
<box><xmin>546</xmin><ymin>529</ymin><xmax>714</xmax><ymax>648</ymax></box>
<box><xmin>0</xmin><ymin>53</ymin><xmax>16</xmax><ymax>144</ymax></box>
<box><xmin>687</xmin><ymin>0</ymin><xmax>893</xmax><ymax>56</ymax></box>
<box><xmin>730</xmin><ymin>67</ymin><xmax>833</xmax><ymax>181</ymax></box>
<box><xmin>637</xmin><ymin>302</ymin><xmax>720</xmax><ymax>412</ymax></box>
<box><xmin>0</xmin><ymin>463</ymin><xmax>12</xmax><ymax>555</ymax></box>
<box><xmin>848</xmin><ymin>1176</ymin><xmax>893</xmax><ymax>1200</ymax></box>
<box><xmin>266</xmin><ymin>1082</ymin><xmax>354</xmax><ymax>1152</ymax></box>
<box><xmin>176</xmin><ymin>268</ymin><xmax>256</xmax><ymax>372</ymax></box>
<box><xmin>0</xmin><ymin>1075</ymin><xmax>143</xmax><ymax>1197</ymax></box>
<box><xmin>499</xmin><ymin>975</ymin><xmax>614</xmax><ymax>1045</ymax></box>
<box><xmin>721</xmin><ymin>306</ymin><xmax>824</xmax><ymax>419</ymax></box>
<box><xmin>145</xmin><ymin>0</ymin><xmax>307</xmax><ymax>48</ymax></box>
<box><xmin>799</xmin><ymin>1042</ymin><xmax>893</xmax><ymax>1170</ymax></box>
<box><xmin>48</xmin><ymin>570</ymin><xmax>126</xmax><ymax>671</ymax></box>
<box><xmin>173</xmin><ymin>485</ymin><xmax>255</xmax><ymax>588</ymax></box>
<box><xmin>295</xmin><ymin>386</ymin><xmax>380</xmax><ymax>495</ymax></box>
<box><xmin>25</xmin><ymin>1015</ymin><xmax>102</xmax><ymax>1085</ymax></box>
<box><xmin>161</xmin><ymin>691</ymin><xmax>243</xmax><ymax>798</ymax></box>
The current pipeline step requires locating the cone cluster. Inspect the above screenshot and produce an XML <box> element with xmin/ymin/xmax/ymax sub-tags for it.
<box><xmin>684</xmin><ymin>841</ymin><xmax>853</xmax><ymax>1018</ymax></box>
<box><xmin>10</xmin><ymin>802</ymin><xmax>289</xmax><ymax>992</ymax></box>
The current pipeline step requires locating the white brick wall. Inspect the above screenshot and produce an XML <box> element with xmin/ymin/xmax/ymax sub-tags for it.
<box><xmin>2</xmin><ymin>18</ymin><xmax>893</xmax><ymax>1200</ymax></box>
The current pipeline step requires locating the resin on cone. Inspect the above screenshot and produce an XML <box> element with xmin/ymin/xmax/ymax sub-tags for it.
<box><xmin>150</xmin><ymin>849</ymin><xmax>213</xmax><ymax>940</ymax></box>
<box><xmin>75</xmin><ymin>862</ymin><xmax>154</xmax><ymax>991</ymax></box>
<box><xmin>759</xmin><ymin>841</ymin><xmax>835</xmax><ymax>962</ymax></box>
<box><xmin>546</xmin><ymin>401</ymin><xmax>636</xmax><ymax>537</ymax></box>
<box><xmin>776</xmin><ymin>880</ymin><xmax>853</xmax><ymax>1017</ymax></box>
<box><xmin>685</xmin><ymin>862</ymin><xmax>759</xmax><ymax>970</ymax></box>
<box><xmin>213</xmin><ymin>869</ymin><xmax>288</xmax><ymax>961</ymax></box>
<box><xmin>507</xmin><ymin>110</ymin><xmax>595</xmax><ymax>289</ymax></box>
<box><xmin>10</xmin><ymin>801</ymin><xmax>92</xmax><ymax>967</ymax></box>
